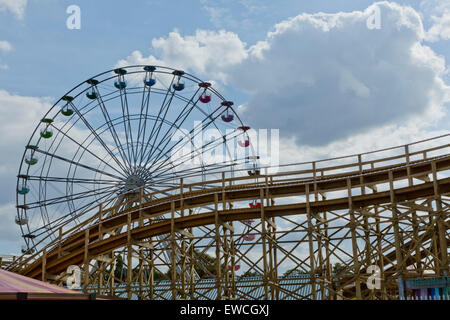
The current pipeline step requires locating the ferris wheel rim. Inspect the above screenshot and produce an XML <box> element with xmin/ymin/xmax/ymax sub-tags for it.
<box><xmin>15</xmin><ymin>65</ymin><xmax>259</xmax><ymax>253</ymax></box>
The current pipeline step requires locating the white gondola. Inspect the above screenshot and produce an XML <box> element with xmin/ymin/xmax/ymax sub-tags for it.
<box><xmin>15</xmin><ymin>217</ymin><xmax>28</xmax><ymax>225</ymax></box>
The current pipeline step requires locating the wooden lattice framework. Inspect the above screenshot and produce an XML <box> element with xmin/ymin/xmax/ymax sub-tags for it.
<box><xmin>6</xmin><ymin>136</ymin><xmax>450</xmax><ymax>300</ymax></box>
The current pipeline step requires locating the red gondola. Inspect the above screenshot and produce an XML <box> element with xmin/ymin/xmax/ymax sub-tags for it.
<box><xmin>238</xmin><ymin>140</ymin><xmax>250</xmax><ymax>147</ymax></box>
<box><xmin>237</xmin><ymin>126</ymin><xmax>250</xmax><ymax>147</ymax></box>
<box><xmin>244</xmin><ymin>234</ymin><xmax>255</xmax><ymax>241</ymax></box>
<box><xmin>198</xmin><ymin>82</ymin><xmax>212</xmax><ymax>103</ymax></box>
<box><xmin>237</xmin><ymin>126</ymin><xmax>251</xmax><ymax>132</ymax></box>
<box><xmin>249</xmin><ymin>202</ymin><xmax>261</xmax><ymax>208</ymax></box>
<box><xmin>199</xmin><ymin>93</ymin><xmax>211</xmax><ymax>103</ymax></box>
<box><xmin>220</xmin><ymin>101</ymin><xmax>235</xmax><ymax>122</ymax></box>
<box><xmin>221</xmin><ymin>114</ymin><xmax>234</xmax><ymax>122</ymax></box>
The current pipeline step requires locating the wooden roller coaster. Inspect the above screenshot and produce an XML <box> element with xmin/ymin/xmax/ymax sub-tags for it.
<box><xmin>6</xmin><ymin>134</ymin><xmax>450</xmax><ymax>300</ymax></box>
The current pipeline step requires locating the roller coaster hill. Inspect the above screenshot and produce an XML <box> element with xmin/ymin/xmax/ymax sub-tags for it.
<box><xmin>4</xmin><ymin>65</ymin><xmax>450</xmax><ymax>300</ymax></box>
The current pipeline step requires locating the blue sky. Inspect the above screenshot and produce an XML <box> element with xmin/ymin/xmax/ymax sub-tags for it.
<box><xmin>0</xmin><ymin>0</ymin><xmax>449</xmax><ymax>255</ymax></box>
<box><xmin>0</xmin><ymin>0</ymin><xmax>443</xmax><ymax>98</ymax></box>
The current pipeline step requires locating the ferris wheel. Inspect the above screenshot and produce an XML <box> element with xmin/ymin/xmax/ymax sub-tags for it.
<box><xmin>15</xmin><ymin>65</ymin><xmax>259</xmax><ymax>254</ymax></box>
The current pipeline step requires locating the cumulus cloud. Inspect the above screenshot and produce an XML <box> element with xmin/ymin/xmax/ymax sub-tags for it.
<box><xmin>118</xmin><ymin>2</ymin><xmax>449</xmax><ymax>149</ymax></box>
<box><xmin>117</xmin><ymin>29</ymin><xmax>247</xmax><ymax>82</ymax></box>
<box><xmin>0</xmin><ymin>202</ymin><xmax>22</xmax><ymax>249</ymax></box>
<box><xmin>200</xmin><ymin>0</ymin><xmax>266</xmax><ymax>31</ymax></box>
<box><xmin>0</xmin><ymin>90</ymin><xmax>52</xmax><ymax>203</ymax></box>
<box><xmin>421</xmin><ymin>0</ymin><xmax>450</xmax><ymax>42</ymax></box>
<box><xmin>0</xmin><ymin>90</ymin><xmax>52</xmax><ymax>253</ymax></box>
<box><xmin>232</xmin><ymin>2</ymin><xmax>449</xmax><ymax>146</ymax></box>
<box><xmin>425</xmin><ymin>12</ymin><xmax>450</xmax><ymax>42</ymax></box>
<box><xmin>0</xmin><ymin>40</ymin><xmax>12</xmax><ymax>53</ymax></box>
<box><xmin>277</xmin><ymin>122</ymin><xmax>449</xmax><ymax>166</ymax></box>
<box><xmin>0</xmin><ymin>0</ymin><xmax>27</xmax><ymax>19</ymax></box>
<box><xmin>0</xmin><ymin>41</ymin><xmax>12</xmax><ymax>70</ymax></box>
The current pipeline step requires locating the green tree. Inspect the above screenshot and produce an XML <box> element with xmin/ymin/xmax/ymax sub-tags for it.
<box><xmin>114</xmin><ymin>255</ymin><xmax>127</xmax><ymax>281</ymax></box>
<box><xmin>332</xmin><ymin>263</ymin><xmax>346</xmax><ymax>275</ymax></box>
<box><xmin>282</xmin><ymin>267</ymin><xmax>309</xmax><ymax>278</ymax></box>
<box><xmin>241</xmin><ymin>270</ymin><xmax>260</xmax><ymax>278</ymax></box>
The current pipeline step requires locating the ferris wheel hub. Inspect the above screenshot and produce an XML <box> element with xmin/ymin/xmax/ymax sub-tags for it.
<box><xmin>122</xmin><ymin>174</ymin><xmax>146</xmax><ymax>194</ymax></box>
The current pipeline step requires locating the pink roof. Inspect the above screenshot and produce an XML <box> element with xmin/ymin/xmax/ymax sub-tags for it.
<box><xmin>0</xmin><ymin>268</ymin><xmax>80</xmax><ymax>294</ymax></box>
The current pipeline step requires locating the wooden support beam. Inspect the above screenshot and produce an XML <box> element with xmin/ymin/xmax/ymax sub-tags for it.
<box><xmin>83</xmin><ymin>229</ymin><xmax>89</xmax><ymax>293</ymax></box>
<box><xmin>214</xmin><ymin>193</ymin><xmax>222</xmax><ymax>300</ymax></box>
<box><xmin>305</xmin><ymin>184</ymin><xmax>317</xmax><ymax>300</ymax></box>
<box><xmin>347</xmin><ymin>178</ymin><xmax>362</xmax><ymax>299</ymax></box>
<box><xmin>41</xmin><ymin>249</ymin><xmax>47</xmax><ymax>282</ymax></box>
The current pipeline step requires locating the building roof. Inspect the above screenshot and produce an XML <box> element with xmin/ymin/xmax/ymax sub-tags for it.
<box><xmin>0</xmin><ymin>268</ymin><xmax>100</xmax><ymax>300</ymax></box>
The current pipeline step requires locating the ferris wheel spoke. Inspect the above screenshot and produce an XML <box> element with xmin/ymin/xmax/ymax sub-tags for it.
<box><xmin>150</xmin><ymin>138</ymin><xmax>237</xmax><ymax>181</ymax></box>
<box><xmin>144</xmin><ymin>88</ymin><xmax>202</xmax><ymax>166</ymax></box>
<box><xmin>143</xmin><ymin>93</ymin><xmax>176</xmax><ymax>166</ymax></box>
<box><xmin>71</xmin><ymin>104</ymin><xmax>131</xmax><ymax>176</ymax></box>
<box><xmin>49</xmin><ymin>123</ymin><xmax>128</xmax><ymax>178</ymax></box>
<box><xmin>191</xmin><ymin>102</ymin><xmax>245</xmax><ymax>164</ymax></box>
<box><xmin>151</xmin><ymin>160</ymin><xmax>239</xmax><ymax>183</ymax></box>
<box><xmin>93</xmin><ymin>86</ymin><xmax>134</xmax><ymax>173</ymax></box>
<box><xmin>27</xmin><ymin>175</ymin><xmax>120</xmax><ymax>185</ymax></box>
<box><xmin>135</xmin><ymin>84</ymin><xmax>152</xmax><ymax>167</ymax></box>
<box><xmin>147</xmin><ymin>110</ymin><xmax>225</xmax><ymax>176</ymax></box>
<box><xmin>139</xmin><ymin>75</ymin><xmax>176</xmax><ymax>166</ymax></box>
<box><xmin>35</xmin><ymin>149</ymin><xmax>125</xmax><ymax>180</ymax></box>
<box><xmin>25</xmin><ymin>185</ymin><xmax>117</xmax><ymax>209</ymax></box>
<box><xmin>30</xmin><ymin>188</ymin><xmax>119</xmax><ymax>237</ymax></box>
<box><xmin>118</xmin><ymin>86</ymin><xmax>136</xmax><ymax>168</ymax></box>
<box><xmin>145</xmin><ymin>113</ymin><xmax>216</xmax><ymax>174</ymax></box>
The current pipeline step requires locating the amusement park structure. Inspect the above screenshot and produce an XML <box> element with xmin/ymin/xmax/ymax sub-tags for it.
<box><xmin>4</xmin><ymin>66</ymin><xmax>449</xmax><ymax>300</ymax></box>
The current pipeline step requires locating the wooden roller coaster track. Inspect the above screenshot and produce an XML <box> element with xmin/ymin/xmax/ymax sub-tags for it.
<box><xmin>6</xmin><ymin>134</ymin><xmax>450</xmax><ymax>300</ymax></box>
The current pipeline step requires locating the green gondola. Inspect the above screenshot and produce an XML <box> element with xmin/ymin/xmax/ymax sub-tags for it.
<box><xmin>114</xmin><ymin>81</ymin><xmax>127</xmax><ymax>89</ymax></box>
<box><xmin>25</xmin><ymin>145</ymin><xmax>38</xmax><ymax>165</ymax></box>
<box><xmin>40</xmin><ymin>130</ymin><xmax>53</xmax><ymax>138</ymax></box>
<box><xmin>61</xmin><ymin>105</ymin><xmax>74</xmax><ymax>116</ymax></box>
<box><xmin>17</xmin><ymin>186</ymin><xmax>30</xmax><ymax>195</ymax></box>
<box><xmin>40</xmin><ymin>118</ymin><xmax>54</xmax><ymax>139</ymax></box>
<box><xmin>25</xmin><ymin>157</ymin><xmax>38</xmax><ymax>165</ymax></box>
<box><xmin>86</xmin><ymin>90</ymin><xmax>98</xmax><ymax>99</ymax></box>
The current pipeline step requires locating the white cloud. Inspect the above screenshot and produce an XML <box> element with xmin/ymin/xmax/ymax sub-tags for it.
<box><xmin>0</xmin><ymin>90</ymin><xmax>52</xmax><ymax>204</ymax></box>
<box><xmin>276</xmin><ymin>122</ymin><xmax>448</xmax><ymax>166</ymax></box>
<box><xmin>118</xmin><ymin>29</ymin><xmax>248</xmax><ymax>82</ymax></box>
<box><xmin>231</xmin><ymin>2</ymin><xmax>449</xmax><ymax>146</ymax></box>
<box><xmin>425</xmin><ymin>12</ymin><xmax>450</xmax><ymax>42</ymax></box>
<box><xmin>0</xmin><ymin>203</ymin><xmax>22</xmax><ymax>245</ymax></box>
<box><xmin>200</xmin><ymin>0</ymin><xmax>264</xmax><ymax>30</ymax></box>
<box><xmin>0</xmin><ymin>90</ymin><xmax>54</xmax><ymax>253</ymax></box>
<box><xmin>117</xmin><ymin>1</ymin><xmax>450</xmax><ymax>168</ymax></box>
<box><xmin>0</xmin><ymin>40</ymin><xmax>12</xmax><ymax>53</ymax></box>
<box><xmin>420</xmin><ymin>0</ymin><xmax>450</xmax><ymax>16</ymax></box>
<box><xmin>421</xmin><ymin>0</ymin><xmax>450</xmax><ymax>42</ymax></box>
<box><xmin>0</xmin><ymin>0</ymin><xmax>27</xmax><ymax>19</ymax></box>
